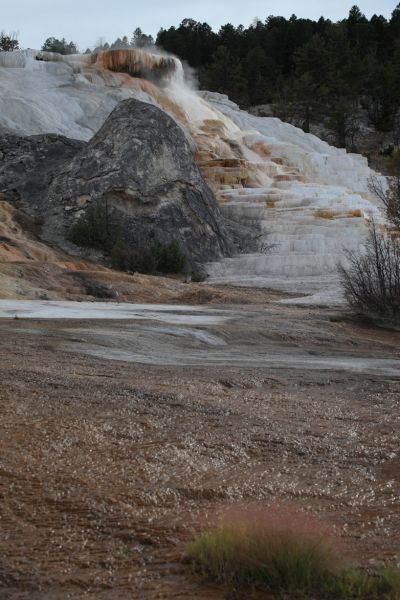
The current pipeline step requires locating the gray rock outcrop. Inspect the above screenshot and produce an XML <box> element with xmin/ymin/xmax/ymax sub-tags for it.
<box><xmin>0</xmin><ymin>98</ymin><xmax>235</xmax><ymax>270</ymax></box>
<box><xmin>0</xmin><ymin>133</ymin><xmax>84</xmax><ymax>210</ymax></box>
<box><xmin>44</xmin><ymin>98</ymin><xmax>233</xmax><ymax>268</ymax></box>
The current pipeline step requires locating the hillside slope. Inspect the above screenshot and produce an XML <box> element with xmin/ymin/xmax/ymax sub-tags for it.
<box><xmin>0</xmin><ymin>49</ymin><xmax>387</xmax><ymax>302</ymax></box>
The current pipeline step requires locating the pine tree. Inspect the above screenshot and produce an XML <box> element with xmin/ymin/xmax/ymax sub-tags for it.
<box><xmin>200</xmin><ymin>46</ymin><xmax>249</xmax><ymax>106</ymax></box>
<box><xmin>0</xmin><ymin>32</ymin><xmax>19</xmax><ymax>52</ymax></box>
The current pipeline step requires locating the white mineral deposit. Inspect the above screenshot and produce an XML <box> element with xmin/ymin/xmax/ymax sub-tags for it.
<box><xmin>0</xmin><ymin>48</ymin><xmax>387</xmax><ymax>302</ymax></box>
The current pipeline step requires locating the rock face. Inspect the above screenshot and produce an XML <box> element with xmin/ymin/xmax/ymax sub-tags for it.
<box><xmin>43</xmin><ymin>98</ymin><xmax>233</xmax><ymax>269</ymax></box>
<box><xmin>0</xmin><ymin>49</ymin><xmax>385</xmax><ymax>300</ymax></box>
<box><xmin>0</xmin><ymin>99</ymin><xmax>234</xmax><ymax>271</ymax></box>
<box><xmin>0</xmin><ymin>132</ymin><xmax>84</xmax><ymax>210</ymax></box>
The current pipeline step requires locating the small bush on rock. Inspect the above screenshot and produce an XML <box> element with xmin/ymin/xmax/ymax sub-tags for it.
<box><xmin>152</xmin><ymin>240</ymin><xmax>186</xmax><ymax>273</ymax></box>
<box><xmin>68</xmin><ymin>199</ymin><xmax>120</xmax><ymax>252</ymax></box>
<box><xmin>111</xmin><ymin>239</ymin><xmax>186</xmax><ymax>274</ymax></box>
<box><xmin>69</xmin><ymin>201</ymin><xmax>186</xmax><ymax>274</ymax></box>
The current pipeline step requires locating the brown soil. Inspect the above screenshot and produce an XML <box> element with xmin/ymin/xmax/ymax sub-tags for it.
<box><xmin>0</xmin><ymin>297</ymin><xmax>399</xmax><ymax>599</ymax></box>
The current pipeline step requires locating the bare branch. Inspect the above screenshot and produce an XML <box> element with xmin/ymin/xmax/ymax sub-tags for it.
<box><xmin>339</xmin><ymin>221</ymin><xmax>400</xmax><ymax>322</ymax></box>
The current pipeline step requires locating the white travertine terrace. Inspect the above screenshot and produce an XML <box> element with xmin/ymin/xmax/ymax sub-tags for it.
<box><xmin>0</xmin><ymin>49</ymin><xmax>386</xmax><ymax>303</ymax></box>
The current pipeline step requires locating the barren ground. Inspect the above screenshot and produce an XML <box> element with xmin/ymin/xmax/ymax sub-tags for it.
<box><xmin>1</xmin><ymin>289</ymin><xmax>400</xmax><ymax>599</ymax></box>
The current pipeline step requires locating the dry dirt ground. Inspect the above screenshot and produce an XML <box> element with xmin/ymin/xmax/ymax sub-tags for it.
<box><xmin>1</xmin><ymin>293</ymin><xmax>400</xmax><ymax>600</ymax></box>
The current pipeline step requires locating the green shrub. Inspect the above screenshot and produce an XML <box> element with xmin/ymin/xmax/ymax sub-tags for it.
<box><xmin>69</xmin><ymin>201</ymin><xmax>186</xmax><ymax>274</ymax></box>
<box><xmin>325</xmin><ymin>567</ymin><xmax>400</xmax><ymax>599</ymax></box>
<box><xmin>152</xmin><ymin>240</ymin><xmax>186</xmax><ymax>273</ymax></box>
<box><xmin>68</xmin><ymin>199</ymin><xmax>120</xmax><ymax>252</ymax></box>
<box><xmin>110</xmin><ymin>237</ymin><xmax>127</xmax><ymax>270</ymax></box>
<box><xmin>187</xmin><ymin>506</ymin><xmax>338</xmax><ymax>593</ymax></box>
<box><xmin>126</xmin><ymin>241</ymin><xmax>186</xmax><ymax>274</ymax></box>
<box><xmin>186</xmin><ymin>507</ymin><xmax>400</xmax><ymax>599</ymax></box>
<box><xmin>127</xmin><ymin>245</ymin><xmax>159</xmax><ymax>274</ymax></box>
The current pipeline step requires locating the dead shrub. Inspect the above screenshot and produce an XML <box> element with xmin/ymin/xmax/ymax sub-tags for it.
<box><xmin>339</xmin><ymin>222</ymin><xmax>400</xmax><ymax>323</ymax></box>
<box><xmin>369</xmin><ymin>175</ymin><xmax>400</xmax><ymax>230</ymax></box>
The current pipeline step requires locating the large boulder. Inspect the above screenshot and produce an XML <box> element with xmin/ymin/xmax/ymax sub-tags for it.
<box><xmin>43</xmin><ymin>98</ymin><xmax>233</xmax><ymax>269</ymax></box>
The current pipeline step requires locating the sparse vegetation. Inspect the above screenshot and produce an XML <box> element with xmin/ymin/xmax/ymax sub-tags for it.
<box><xmin>69</xmin><ymin>200</ymin><xmax>186</xmax><ymax>274</ymax></box>
<box><xmin>314</xmin><ymin>209</ymin><xmax>364</xmax><ymax>219</ymax></box>
<box><xmin>68</xmin><ymin>199</ymin><xmax>120</xmax><ymax>252</ymax></box>
<box><xmin>153</xmin><ymin>240</ymin><xmax>186</xmax><ymax>273</ymax></box>
<box><xmin>187</xmin><ymin>506</ymin><xmax>339</xmax><ymax>594</ymax></box>
<box><xmin>339</xmin><ymin>222</ymin><xmax>400</xmax><ymax>323</ymax></box>
<box><xmin>369</xmin><ymin>173</ymin><xmax>400</xmax><ymax>229</ymax></box>
<box><xmin>41</xmin><ymin>37</ymin><xmax>78</xmax><ymax>55</ymax></box>
<box><xmin>111</xmin><ymin>238</ymin><xmax>186</xmax><ymax>274</ymax></box>
<box><xmin>370</xmin><ymin>148</ymin><xmax>400</xmax><ymax>176</ymax></box>
<box><xmin>0</xmin><ymin>32</ymin><xmax>19</xmax><ymax>52</ymax></box>
<box><xmin>325</xmin><ymin>567</ymin><xmax>400</xmax><ymax>599</ymax></box>
<box><xmin>187</xmin><ymin>506</ymin><xmax>400</xmax><ymax>598</ymax></box>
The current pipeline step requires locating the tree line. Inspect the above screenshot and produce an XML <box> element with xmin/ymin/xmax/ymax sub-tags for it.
<box><xmin>156</xmin><ymin>5</ymin><xmax>400</xmax><ymax>149</ymax></box>
<box><xmin>38</xmin><ymin>28</ymin><xmax>154</xmax><ymax>55</ymax></box>
<box><xmin>2</xmin><ymin>5</ymin><xmax>400</xmax><ymax>149</ymax></box>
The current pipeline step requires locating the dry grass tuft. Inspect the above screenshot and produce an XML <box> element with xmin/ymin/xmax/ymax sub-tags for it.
<box><xmin>315</xmin><ymin>209</ymin><xmax>363</xmax><ymax>220</ymax></box>
<box><xmin>186</xmin><ymin>505</ymin><xmax>400</xmax><ymax>599</ymax></box>
<box><xmin>187</xmin><ymin>505</ymin><xmax>339</xmax><ymax>593</ymax></box>
<box><xmin>315</xmin><ymin>209</ymin><xmax>337</xmax><ymax>219</ymax></box>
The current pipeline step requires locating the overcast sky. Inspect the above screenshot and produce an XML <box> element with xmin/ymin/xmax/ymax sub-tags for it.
<box><xmin>2</xmin><ymin>0</ymin><xmax>397</xmax><ymax>51</ymax></box>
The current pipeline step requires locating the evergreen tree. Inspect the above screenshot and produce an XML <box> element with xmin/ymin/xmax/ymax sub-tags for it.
<box><xmin>42</xmin><ymin>38</ymin><xmax>78</xmax><ymax>54</ymax></box>
<box><xmin>200</xmin><ymin>46</ymin><xmax>249</xmax><ymax>106</ymax></box>
<box><xmin>0</xmin><ymin>32</ymin><xmax>19</xmax><ymax>52</ymax></box>
<box><xmin>131</xmin><ymin>28</ymin><xmax>154</xmax><ymax>48</ymax></box>
<box><xmin>243</xmin><ymin>46</ymin><xmax>274</xmax><ymax>104</ymax></box>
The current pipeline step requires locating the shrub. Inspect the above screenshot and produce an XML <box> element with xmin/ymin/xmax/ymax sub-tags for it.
<box><xmin>110</xmin><ymin>237</ymin><xmax>127</xmax><ymax>270</ymax></box>
<box><xmin>326</xmin><ymin>568</ymin><xmax>400</xmax><ymax>599</ymax></box>
<box><xmin>152</xmin><ymin>240</ymin><xmax>186</xmax><ymax>273</ymax></box>
<box><xmin>376</xmin><ymin>149</ymin><xmax>400</xmax><ymax>175</ymax></box>
<box><xmin>186</xmin><ymin>506</ymin><xmax>339</xmax><ymax>593</ymax></box>
<box><xmin>186</xmin><ymin>506</ymin><xmax>400</xmax><ymax>599</ymax></box>
<box><xmin>339</xmin><ymin>222</ymin><xmax>400</xmax><ymax>323</ymax></box>
<box><xmin>369</xmin><ymin>175</ymin><xmax>400</xmax><ymax>229</ymax></box>
<box><xmin>126</xmin><ymin>244</ymin><xmax>160</xmax><ymax>274</ymax></box>
<box><xmin>68</xmin><ymin>199</ymin><xmax>120</xmax><ymax>252</ymax></box>
<box><xmin>121</xmin><ymin>240</ymin><xmax>186</xmax><ymax>274</ymax></box>
<box><xmin>69</xmin><ymin>201</ymin><xmax>186</xmax><ymax>274</ymax></box>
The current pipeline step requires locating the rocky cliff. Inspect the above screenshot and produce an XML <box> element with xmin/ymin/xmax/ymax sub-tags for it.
<box><xmin>0</xmin><ymin>98</ymin><xmax>234</xmax><ymax>274</ymax></box>
<box><xmin>44</xmin><ymin>98</ymin><xmax>233</xmax><ymax>269</ymax></box>
<box><xmin>0</xmin><ymin>132</ymin><xmax>84</xmax><ymax>208</ymax></box>
<box><xmin>0</xmin><ymin>48</ymin><xmax>387</xmax><ymax>302</ymax></box>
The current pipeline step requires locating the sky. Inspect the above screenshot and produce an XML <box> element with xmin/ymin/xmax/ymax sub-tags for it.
<box><xmin>1</xmin><ymin>0</ymin><xmax>397</xmax><ymax>51</ymax></box>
